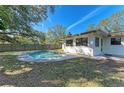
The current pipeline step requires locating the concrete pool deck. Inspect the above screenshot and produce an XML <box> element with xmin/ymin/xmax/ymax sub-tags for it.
<box><xmin>81</xmin><ymin>55</ymin><xmax>124</xmax><ymax>62</ymax></box>
<box><xmin>18</xmin><ymin>53</ymin><xmax>124</xmax><ymax>62</ymax></box>
<box><xmin>2</xmin><ymin>50</ymin><xmax>123</xmax><ymax>62</ymax></box>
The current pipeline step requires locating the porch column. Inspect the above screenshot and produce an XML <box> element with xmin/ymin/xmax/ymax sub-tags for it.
<box><xmin>73</xmin><ymin>38</ymin><xmax>76</xmax><ymax>46</ymax></box>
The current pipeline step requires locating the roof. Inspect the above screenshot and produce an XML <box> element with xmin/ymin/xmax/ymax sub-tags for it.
<box><xmin>64</xmin><ymin>30</ymin><xmax>124</xmax><ymax>40</ymax></box>
<box><xmin>109</xmin><ymin>31</ymin><xmax>124</xmax><ymax>37</ymax></box>
<box><xmin>78</xmin><ymin>30</ymin><xmax>97</xmax><ymax>35</ymax></box>
<box><xmin>65</xmin><ymin>29</ymin><xmax>108</xmax><ymax>39</ymax></box>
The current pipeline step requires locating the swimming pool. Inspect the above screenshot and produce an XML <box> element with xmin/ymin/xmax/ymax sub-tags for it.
<box><xmin>18</xmin><ymin>51</ymin><xmax>79</xmax><ymax>62</ymax></box>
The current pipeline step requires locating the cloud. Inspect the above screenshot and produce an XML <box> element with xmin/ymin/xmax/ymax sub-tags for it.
<box><xmin>67</xmin><ymin>6</ymin><xmax>104</xmax><ymax>31</ymax></box>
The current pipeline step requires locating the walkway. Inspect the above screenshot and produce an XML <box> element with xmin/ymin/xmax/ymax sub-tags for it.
<box><xmin>91</xmin><ymin>55</ymin><xmax>124</xmax><ymax>61</ymax></box>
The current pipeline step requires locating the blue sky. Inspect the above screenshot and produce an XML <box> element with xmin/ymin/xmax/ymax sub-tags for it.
<box><xmin>33</xmin><ymin>5</ymin><xmax>124</xmax><ymax>34</ymax></box>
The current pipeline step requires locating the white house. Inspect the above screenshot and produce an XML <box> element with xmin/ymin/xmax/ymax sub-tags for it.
<box><xmin>62</xmin><ymin>30</ymin><xmax>124</xmax><ymax>57</ymax></box>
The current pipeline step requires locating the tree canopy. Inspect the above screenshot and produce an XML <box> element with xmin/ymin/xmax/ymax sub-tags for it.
<box><xmin>0</xmin><ymin>20</ymin><xmax>6</xmax><ymax>30</ymax></box>
<box><xmin>96</xmin><ymin>10</ymin><xmax>124</xmax><ymax>32</ymax></box>
<box><xmin>86</xmin><ymin>24</ymin><xmax>95</xmax><ymax>32</ymax></box>
<box><xmin>0</xmin><ymin>5</ymin><xmax>54</xmax><ymax>43</ymax></box>
<box><xmin>15</xmin><ymin>31</ymin><xmax>46</xmax><ymax>44</ymax></box>
<box><xmin>46</xmin><ymin>24</ymin><xmax>66</xmax><ymax>45</ymax></box>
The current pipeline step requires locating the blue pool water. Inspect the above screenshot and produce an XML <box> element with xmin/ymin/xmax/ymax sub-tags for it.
<box><xmin>18</xmin><ymin>51</ymin><xmax>78</xmax><ymax>62</ymax></box>
<box><xmin>28</xmin><ymin>51</ymin><xmax>64</xmax><ymax>59</ymax></box>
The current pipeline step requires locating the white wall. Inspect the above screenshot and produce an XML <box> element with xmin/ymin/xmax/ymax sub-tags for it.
<box><xmin>92</xmin><ymin>35</ymin><xmax>103</xmax><ymax>56</ymax></box>
<box><xmin>104</xmin><ymin>37</ymin><xmax>124</xmax><ymax>56</ymax></box>
<box><xmin>62</xmin><ymin>34</ymin><xmax>103</xmax><ymax>56</ymax></box>
<box><xmin>62</xmin><ymin>34</ymin><xmax>124</xmax><ymax>57</ymax></box>
<box><xmin>63</xmin><ymin>46</ymin><xmax>93</xmax><ymax>56</ymax></box>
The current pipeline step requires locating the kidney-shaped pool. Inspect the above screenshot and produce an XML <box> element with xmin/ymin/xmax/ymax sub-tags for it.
<box><xmin>17</xmin><ymin>51</ymin><xmax>79</xmax><ymax>62</ymax></box>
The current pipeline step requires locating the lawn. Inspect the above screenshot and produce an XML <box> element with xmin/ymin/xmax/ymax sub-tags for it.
<box><xmin>0</xmin><ymin>51</ymin><xmax>124</xmax><ymax>87</ymax></box>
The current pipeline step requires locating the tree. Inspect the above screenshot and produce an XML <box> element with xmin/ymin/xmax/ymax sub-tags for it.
<box><xmin>86</xmin><ymin>24</ymin><xmax>95</xmax><ymax>32</ymax></box>
<box><xmin>46</xmin><ymin>25</ymin><xmax>66</xmax><ymax>45</ymax></box>
<box><xmin>96</xmin><ymin>18</ymin><xmax>110</xmax><ymax>31</ymax></box>
<box><xmin>29</xmin><ymin>31</ymin><xmax>46</xmax><ymax>44</ymax></box>
<box><xmin>0</xmin><ymin>5</ymin><xmax>54</xmax><ymax>43</ymax></box>
<box><xmin>0</xmin><ymin>20</ymin><xmax>6</xmax><ymax>30</ymax></box>
<box><xmin>15</xmin><ymin>36</ymin><xmax>33</xmax><ymax>44</ymax></box>
<box><xmin>96</xmin><ymin>10</ymin><xmax>124</xmax><ymax>32</ymax></box>
<box><xmin>15</xmin><ymin>31</ymin><xmax>45</xmax><ymax>44</ymax></box>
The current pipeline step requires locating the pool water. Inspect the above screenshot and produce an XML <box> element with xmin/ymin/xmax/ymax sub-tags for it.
<box><xmin>18</xmin><ymin>50</ymin><xmax>78</xmax><ymax>62</ymax></box>
<box><xmin>28</xmin><ymin>51</ymin><xmax>65</xmax><ymax>59</ymax></box>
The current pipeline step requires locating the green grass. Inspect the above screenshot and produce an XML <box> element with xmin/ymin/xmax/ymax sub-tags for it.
<box><xmin>0</xmin><ymin>51</ymin><xmax>124</xmax><ymax>87</ymax></box>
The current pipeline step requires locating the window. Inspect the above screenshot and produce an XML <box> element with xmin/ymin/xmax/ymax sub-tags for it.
<box><xmin>76</xmin><ymin>38</ymin><xmax>88</xmax><ymax>46</ymax></box>
<box><xmin>66</xmin><ymin>39</ymin><xmax>73</xmax><ymax>46</ymax></box>
<box><xmin>95</xmin><ymin>37</ymin><xmax>99</xmax><ymax>47</ymax></box>
<box><xmin>111</xmin><ymin>38</ymin><xmax>121</xmax><ymax>45</ymax></box>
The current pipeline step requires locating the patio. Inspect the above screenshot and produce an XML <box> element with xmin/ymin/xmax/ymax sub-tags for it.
<box><xmin>0</xmin><ymin>51</ymin><xmax>124</xmax><ymax>87</ymax></box>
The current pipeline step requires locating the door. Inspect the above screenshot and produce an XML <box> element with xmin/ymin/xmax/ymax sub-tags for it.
<box><xmin>101</xmin><ymin>39</ymin><xmax>103</xmax><ymax>52</ymax></box>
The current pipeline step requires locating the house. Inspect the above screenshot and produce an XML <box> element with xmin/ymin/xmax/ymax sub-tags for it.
<box><xmin>62</xmin><ymin>30</ymin><xmax>124</xmax><ymax>57</ymax></box>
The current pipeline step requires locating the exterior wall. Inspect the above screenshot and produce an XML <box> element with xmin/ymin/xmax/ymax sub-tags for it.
<box><xmin>92</xmin><ymin>35</ymin><xmax>103</xmax><ymax>56</ymax></box>
<box><xmin>63</xmin><ymin>46</ymin><xmax>93</xmax><ymax>56</ymax></box>
<box><xmin>62</xmin><ymin>34</ymin><xmax>93</xmax><ymax>56</ymax></box>
<box><xmin>103</xmin><ymin>37</ymin><xmax>124</xmax><ymax>56</ymax></box>
<box><xmin>62</xmin><ymin>34</ymin><xmax>103</xmax><ymax>56</ymax></box>
<box><xmin>62</xmin><ymin>33</ymin><xmax>124</xmax><ymax>57</ymax></box>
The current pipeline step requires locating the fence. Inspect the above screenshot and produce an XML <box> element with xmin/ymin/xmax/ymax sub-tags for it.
<box><xmin>0</xmin><ymin>44</ymin><xmax>62</xmax><ymax>52</ymax></box>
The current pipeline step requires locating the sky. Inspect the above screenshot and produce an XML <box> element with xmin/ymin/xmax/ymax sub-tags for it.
<box><xmin>33</xmin><ymin>5</ymin><xmax>124</xmax><ymax>34</ymax></box>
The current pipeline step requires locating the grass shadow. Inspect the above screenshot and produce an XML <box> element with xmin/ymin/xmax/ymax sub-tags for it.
<box><xmin>0</xmin><ymin>52</ymin><xmax>124</xmax><ymax>87</ymax></box>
